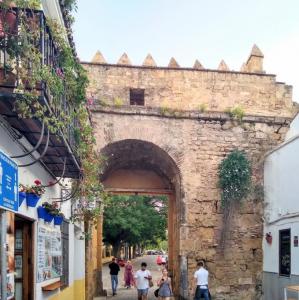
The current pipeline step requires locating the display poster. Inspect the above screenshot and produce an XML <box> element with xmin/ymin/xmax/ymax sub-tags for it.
<box><xmin>37</xmin><ymin>224</ymin><xmax>62</xmax><ymax>282</ymax></box>
<box><xmin>0</xmin><ymin>150</ymin><xmax>18</xmax><ymax>212</ymax></box>
<box><xmin>6</xmin><ymin>212</ymin><xmax>15</xmax><ymax>300</ymax></box>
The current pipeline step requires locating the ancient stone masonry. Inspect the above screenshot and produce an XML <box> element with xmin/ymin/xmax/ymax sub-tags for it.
<box><xmin>83</xmin><ymin>45</ymin><xmax>295</xmax><ymax>118</ymax></box>
<box><xmin>82</xmin><ymin>45</ymin><xmax>297</xmax><ymax>300</ymax></box>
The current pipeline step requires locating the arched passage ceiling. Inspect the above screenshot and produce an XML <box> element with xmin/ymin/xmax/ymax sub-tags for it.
<box><xmin>101</xmin><ymin>139</ymin><xmax>180</xmax><ymax>190</ymax></box>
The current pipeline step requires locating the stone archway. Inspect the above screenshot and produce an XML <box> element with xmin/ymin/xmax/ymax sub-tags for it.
<box><xmin>100</xmin><ymin>139</ymin><xmax>183</xmax><ymax>295</ymax></box>
<box><xmin>84</xmin><ymin>55</ymin><xmax>294</xmax><ymax>299</ymax></box>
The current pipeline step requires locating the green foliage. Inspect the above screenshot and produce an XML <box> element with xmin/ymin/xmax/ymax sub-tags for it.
<box><xmin>15</xmin><ymin>0</ymin><xmax>41</xmax><ymax>9</ymax></box>
<box><xmin>219</xmin><ymin>150</ymin><xmax>252</xmax><ymax>207</ymax></box>
<box><xmin>1</xmin><ymin>3</ymin><xmax>105</xmax><ymax>228</ymax></box>
<box><xmin>103</xmin><ymin>195</ymin><xmax>168</xmax><ymax>255</ymax></box>
<box><xmin>159</xmin><ymin>105</ymin><xmax>181</xmax><ymax>117</ymax></box>
<box><xmin>0</xmin><ymin>0</ymin><xmax>41</xmax><ymax>9</ymax></box>
<box><xmin>160</xmin><ymin>105</ymin><xmax>172</xmax><ymax>115</ymax></box>
<box><xmin>70</xmin><ymin>106</ymin><xmax>107</xmax><ymax>225</ymax></box>
<box><xmin>113</xmin><ymin>97</ymin><xmax>123</xmax><ymax>107</ymax></box>
<box><xmin>226</xmin><ymin>106</ymin><xmax>245</xmax><ymax>122</ymax></box>
<box><xmin>198</xmin><ymin>103</ymin><xmax>207</xmax><ymax>112</ymax></box>
<box><xmin>61</xmin><ymin>0</ymin><xmax>78</xmax><ymax>12</ymax></box>
<box><xmin>98</xmin><ymin>99</ymin><xmax>109</xmax><ymax>107</ymax></box>
<box><xmin>1</xmin><ymin>10</ymin><xmax>88</xmax><ymax>134</ymax></box>
<box><xmin>146</xmin><ymin>239</ymin><xmax>168</xmax><ymax>251</ymax></box>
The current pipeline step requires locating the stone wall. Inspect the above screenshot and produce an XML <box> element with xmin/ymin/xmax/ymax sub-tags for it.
<box><xmin>83</xmin><ymin>63</ymin><xmax>294</xmax><ymax>117</ymax></box>
<box><xmin>90</xmin><ymin>106</ymin><xmax>292</xmax><ymax>300</ymax></box>
<box><xmin>83</xmin><ymin>49</ymin><xmax>296</xmax><ymax>299</ymax></box>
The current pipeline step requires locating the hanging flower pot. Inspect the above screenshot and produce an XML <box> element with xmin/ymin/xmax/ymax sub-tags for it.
<box><xmin>0</xmin><ymin>7</ymin><xmax>17</xmax><ymax>37</ymax></box>
<box><xmin>37</xmin><ymin>206</ymin><xmax>47</xmax><ymax>219</ymax></box>
<box><xmin>26</xmin><ymin>193</ymin><xmax>40</xmax><ymax>207</ymax></box>
<box><xmin>54</xmin><ymin>215</ymin><xmax>63</xmax><ymax>226</ymax></box>
<box><xmin>44</xmin><ymin>212</ymin><xmax>54</xmax><ymax>223</ymax></box>
<box><xmin>20</xmin><ymin>180</ymin><xmax>45</xmax><ymax>207</ymax></box>
<box><xmin>18</xmin><ymin>191</ymin><xmax>26</xmax><ymax>207</ymax></box>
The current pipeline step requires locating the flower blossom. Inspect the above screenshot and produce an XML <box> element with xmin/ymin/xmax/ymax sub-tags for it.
<box><xmin>34</xmin><ymin>179</ymin><xmax>41</xmax><ymax>185</ymax></box>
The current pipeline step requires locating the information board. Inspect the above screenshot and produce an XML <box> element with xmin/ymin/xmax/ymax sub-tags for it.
<box><xmin>0</xmin><ymin>150</ymin><xmax>18</xmax><ymax>212</ymax></box>
<box><xmin>37</xmin><ymin>224</ymin><xmax>62</xmax><ymax>282</ymax></box>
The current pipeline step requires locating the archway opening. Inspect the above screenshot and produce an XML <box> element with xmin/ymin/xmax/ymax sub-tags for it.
<box><xmin>100</xmin><ymin>139</ymin><xmax>182</xmax><ymax>295</ymax></box>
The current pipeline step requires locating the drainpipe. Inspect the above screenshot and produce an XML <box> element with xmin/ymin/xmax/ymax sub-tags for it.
<box><xmin>0</xmin><ymin>210</ymin><xmax>7</xmax><ymax>300</ymax></box>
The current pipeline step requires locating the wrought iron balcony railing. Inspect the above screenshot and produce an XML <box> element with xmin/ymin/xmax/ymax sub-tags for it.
<box><xmin>0</xmin><ymin>6</ymin><xmax>80</xmax><ymax>178</ymax></box>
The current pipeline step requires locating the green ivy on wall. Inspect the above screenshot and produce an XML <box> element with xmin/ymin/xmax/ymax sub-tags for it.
<box><xmin>218</xmin><ymin>150</ymin><xmax>252</xmax><ymax>248</ymax></box>
<box><xmin>219</xmin><ymin>150</ymin><xmax>252</xmax><ymax>206</ymax></box>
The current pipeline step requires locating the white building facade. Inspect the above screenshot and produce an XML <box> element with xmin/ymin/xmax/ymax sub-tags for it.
<box><xmin>263</xmin><ymin>113</ymin><xmax>299</xmax><ymax>300</ymax></box>
<box><xmin>0</xmin><ymin>0</ymin><xmax>86</xmax><ymax>299</ymax></box>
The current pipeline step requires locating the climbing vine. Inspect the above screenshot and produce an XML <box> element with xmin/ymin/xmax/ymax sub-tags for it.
<box><xmin>219</xmin><ymin>150</ymin><xmax>252</xmax><ymax>206</ymax></box>
<box><xmin>218</xmin><ymin>150</ymin><xmax>252</xmax><ymax>247</ymax></box>
<box><xmin>1</xmin><ymin>0</ymin><xmax>106</xmax><ymax>228</ymax></box>
<box><xmin>70</xmin><ymin>106</ymin><xmax>108</xmax><ymax>226</ymax></box>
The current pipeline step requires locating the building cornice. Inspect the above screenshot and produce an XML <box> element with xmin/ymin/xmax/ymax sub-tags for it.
<box><xmin>90</xmin><ymin>105</ymin><xmax>292</xmax><ymax>125</ymax></box>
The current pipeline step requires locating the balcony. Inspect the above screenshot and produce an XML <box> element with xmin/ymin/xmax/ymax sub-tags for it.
<box><xmin>0</xmin><ymin>6</ymin><xmax>81</xmax><ymax>178</ymax></box>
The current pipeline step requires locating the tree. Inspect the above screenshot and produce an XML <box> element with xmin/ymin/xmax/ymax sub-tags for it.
<box><xmin>103</xmin><ymin>195</ymin><xmax>167</xmax><ymax>257</ymax></box>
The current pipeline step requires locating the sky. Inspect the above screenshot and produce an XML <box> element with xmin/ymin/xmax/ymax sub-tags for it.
<box><xmin>73</xmin><ymin>0</ymin><xmax>299</xmax><ymax>102</ymax></box>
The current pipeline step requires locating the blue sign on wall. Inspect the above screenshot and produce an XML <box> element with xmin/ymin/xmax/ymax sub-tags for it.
<box><xmin>0</xmin><ymin>150</ymin><xmax>18</xmax><ymax>212</ymax></box>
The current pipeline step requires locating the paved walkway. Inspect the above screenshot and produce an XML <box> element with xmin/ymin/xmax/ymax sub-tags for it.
<box><xmin>95</xmin><ymin>255</ymin><xmax>163</xmax><ymax>300</ymax></box>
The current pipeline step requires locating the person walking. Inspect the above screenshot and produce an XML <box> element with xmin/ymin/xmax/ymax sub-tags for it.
<box><xmin>134</xmin><ymin>262</ymin><xmax>152</xmax><ymax>300</ymax></box>
<box><xmin>109</xmin><ymin>257</ymin><xmax>120</xmax><ymax>296</ymax></box>
<box><xmin>124</xmin><ymin>260</ymin><xmax>134</xmax><ymax>288</ymax></box>
<box><xmin>193</xmin><ymin>261</ymin><xmax>210</xmax><ymax>300</ymax></box>
<box><xmin>157</xmin><ymin>268</ymin><xmax>173</xmax><ymax>300</ymax></box>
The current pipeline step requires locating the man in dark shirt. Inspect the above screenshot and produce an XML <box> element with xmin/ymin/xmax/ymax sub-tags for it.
<box><xmin>109</xmin><ymin>258</ymin><xmax>120</xmax><ymax>296</ymax></box>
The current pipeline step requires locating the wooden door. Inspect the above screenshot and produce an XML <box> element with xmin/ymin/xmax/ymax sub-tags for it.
<box><xmin>15</xmin><ymin>219</ymin><xmax>33</xmax><ymax>300</ymax></box>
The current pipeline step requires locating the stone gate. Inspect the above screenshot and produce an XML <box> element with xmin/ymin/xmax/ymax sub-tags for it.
<box><xmin>82</xmin><ymin>45</ymin><xmax>296</xmax><ymax>300</ymax></box>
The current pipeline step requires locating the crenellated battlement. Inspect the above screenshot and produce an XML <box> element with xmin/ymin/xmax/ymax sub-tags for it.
<box><xmin>82</xmin><ymin>44</ymin><xmax>296</xmax><ymax>118</ymax></box>
<box><xmin>88</xmin><ymin>44</ymin><xmax>265</xmax><ymax>74</ymax></box>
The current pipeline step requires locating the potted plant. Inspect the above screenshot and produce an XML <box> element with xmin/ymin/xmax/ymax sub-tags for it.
<box><xmin>0</xmin><ymin>64</ymin><xmax>16</xmax><ymax>92</ymax></box>
<box><xmin>37</xmin><ymin>201</ymin><xmax>51</xmax><ymax>220</ymax></box>
<box><xmin>37</xmin><ymin>205</ymin><xmax>47</xmax><ymax>219</ymax></box>
<box><xmin>24</xmin><ymin>179</ymin><xmax>45</xmax><ymax>207</ymax></box>
<box><xmin>44</xmin><ymin>201</ymin><xmax>57</xmax><ymax>223</ymax></box>
<box><xmin>0</xmin><ymin>1</ymin><xmax>17</xmax><ymax>38</ymax></box>
<box><xmin>46</xmin><ymin>202</ymin><xmax>64</xmax><ymax>225</ymax></box>
<box><xmin>18</xmin><ymin>183</ymin><xmax>26</xmax><ymax>206</ymax></box>
<box><xmin>37</xmin><ymin>201</ymin><xmax>57</xmax><ymax>222</ymax></box>
<box><xmin>53</xmin><ymin>211</ymin><xmax>64</xmax><ymax>226</ymax></box>
<box><xmin>37</xmin><ymin>201</ymin><xmax>63</xmax><ymax>224</ymax></box>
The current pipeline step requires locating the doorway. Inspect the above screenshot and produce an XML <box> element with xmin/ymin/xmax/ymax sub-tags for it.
<box><xmin>100</xmin><ymin>139</ymin><xmax>182</xmax><ymax>295</ymax></box>
<box><xmin>14</xmin><ymin>216</ymin><xmax>34</xmax><ymax>300</ymax></box>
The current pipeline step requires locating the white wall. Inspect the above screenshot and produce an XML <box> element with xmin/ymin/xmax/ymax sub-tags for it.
<box><xmin>0</xmin><ymin>119</ymin><xmax>85</xmax><ymax>299</ymax></box>
<box><xmin>263</xmin><ymin>217</ymin><xmax>299</xmax><ymax>274</ymax></box>
<box><xmin>41</xmin><ymin>0</ymin><xmax>69</xmax><ymax>42</ymax></box>
<box><xmin>0</xmin><ymin>120</ymin><xmax>61</xmax><ymax>217</ymax></box>
<box><xmin>263</xmin><ymin>114</ymin><xmax>299</xmax><ymax>275</ymax></box>
<box><xmin>74</xmin><ymin>226</ymin><xmax>86</xmax><ymax>281</ymax></box>
<box><xmin>42</xmin><ymin>0</ymin><xmax>65</xmax><ymax>27</ymax></box>
<box><xmin>285</xmin><ymin>113</ymin><xmax>299</xmax><ymax>140</ymax></box>
<box><xmin>264</xmin><ymin>137</ymin><xmax>299</xmax><ymax>222</ymax></box>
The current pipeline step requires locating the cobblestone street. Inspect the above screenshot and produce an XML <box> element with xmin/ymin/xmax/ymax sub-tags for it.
<box><xmin>95</xmin><ymin>255</ymin><xmax>163</xmax><ymax>300</ymax></box>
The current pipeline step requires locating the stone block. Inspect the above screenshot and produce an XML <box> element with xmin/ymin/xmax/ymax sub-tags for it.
<box><xmin>83</xmin><ymin>60</ymin><xmax>293</xmax><ymax>300</ymax></box>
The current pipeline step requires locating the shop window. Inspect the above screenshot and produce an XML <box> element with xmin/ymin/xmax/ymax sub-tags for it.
<box><xmin>279</xmin><ymin>229</ymin><xmax>291</xmax><ymax>276</ymax></box>
<box><xmin>61</xmin><ymin>220</ymin><xmax>69</xmax><ymax>287</ymax></box>
<box><xmin>130</xmin><ymin>89</ymin><xmax>145</xmax><ymax>106</ymax></box>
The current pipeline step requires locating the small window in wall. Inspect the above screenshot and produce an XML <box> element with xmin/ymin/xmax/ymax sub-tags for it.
<box><xmin>279</xmin><ymin>229</ymin><xmax>291</xmax><ymax>276</ymax></box>
<box><xmin>130</xmin><ymin>89</ymin><xmax>145</xmax><ymax>106</ymax></box>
